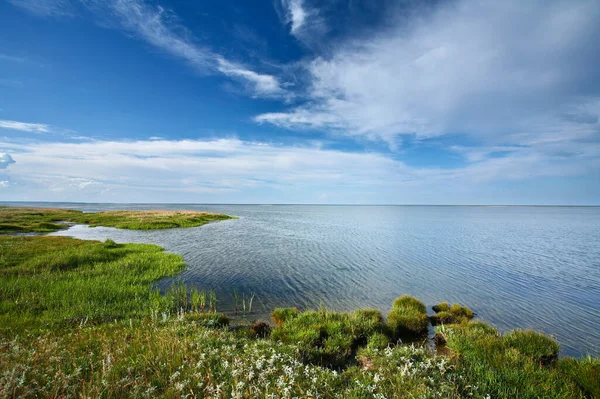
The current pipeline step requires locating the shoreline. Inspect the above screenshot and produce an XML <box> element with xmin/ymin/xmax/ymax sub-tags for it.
<box><xmin>0</xmin><ymin>206</ymin><xmax>598</xmax><ymax>397</ymax></box>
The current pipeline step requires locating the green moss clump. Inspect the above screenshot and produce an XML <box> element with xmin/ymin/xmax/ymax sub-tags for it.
<box><xmin>432</xmin><ymin>302</ymin><xmax>450</xmax><ymax>312</ymax></box>
<box><xmin>387</xmin><ymin>295</ymin><xmax>429</xmax><ymax>340</ymax></box>
<box><xmin>430</xmin><ymin>302</ymin><xmax>474</xmax><ymax>325</ymax></box>
<box><xmin>504</xmin><ymin>330</ymin><xmax>559</xmax><ymax>365</ymax></box>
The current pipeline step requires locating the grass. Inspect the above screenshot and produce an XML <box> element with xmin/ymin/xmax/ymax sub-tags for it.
<box><xmin>270</xmin><ymin>307</ymin><xmax>387</xmax><ymax>368</ymax></box>
<box><xmin>0</xmin><ymin>206</ymin><xmax>233</xmax><ymax>234</ymax></box>
<box><xmin>386</xmin><ymin>295</ymin><xmax>429</xmax><ymax>340</ymax></box>
<box><xmin>430</xmin><ymin>302</ymin><xmax>475</xmax><ymax>325</ymax></box>
<box><xmin>0</xmin><ymin>236</ymin><xmax>187</xmax><ymax>332</ymax></box>
<box><xmin>437</xmin><ymin>321</ymin><xmax>598</xmax><ymax>398</ymax></box>
<box><xmin>0</xmin><ymin>232</ymin><xmax>598</xmax><ymax>398</ymax></box>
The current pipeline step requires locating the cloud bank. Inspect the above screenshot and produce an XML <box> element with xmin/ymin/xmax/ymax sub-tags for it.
<box><xmin>1</xmin><ymin>137</ymin><xmax>598</xmax><ymax>203</ymax></box>
<box><xmin>258</xmin><ymin>0</ymin><xmax>600</xmax><ymax>148</ymax></box>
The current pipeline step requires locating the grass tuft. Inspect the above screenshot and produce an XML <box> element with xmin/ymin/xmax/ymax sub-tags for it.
<box><xmin>504</xmin><ymin>329</ymin><xmax>559</xmax><ymax>365</ymax></box>
<box><xmin>387</xmin><ymin>295</ymin><xmax>429</xmax><ymax>340</ymax></box>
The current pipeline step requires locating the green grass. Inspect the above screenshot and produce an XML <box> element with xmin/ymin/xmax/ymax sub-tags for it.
<box><xmin>0</xmin><ymin>206</ymin><xmax>233</xmax><ymax>234</ymax></box>
<box><xmin>504</xmin><ymin>329</ymin><xmax>559</xmax><ymax>364</ymax></box>
<box><xmin>0</xmin><ymin>233</ymin><xmax>597</xmax><ymax>398</ymax></box>
<box><xmin>270</xmin><ymin>307</ymin><xmax>386</xmax><ymax>368</ymax></box>
<box><xmin>430</xmin><ymin>302</ymin><xmax>475</xmax><ymax>325</ymax></box>
<box><xmin>437</xmin><ymin>322</ymin><xmax>595</xmax><ymax>398</ymax></box>
<box><xmin>387</xmin><ymin>295</ymin><xmax>429</xmax><ymax>340</ymax></box>
<box><xmin>0</xmin><ymin>236</ymin><xmax>187</xmax><ymax>332</ymax></box>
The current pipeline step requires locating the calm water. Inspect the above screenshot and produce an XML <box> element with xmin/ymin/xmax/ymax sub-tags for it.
<box><xmin>7</xmin><ymin>202</ymin><xmax>600</xmax><ymax>357</ymax></box>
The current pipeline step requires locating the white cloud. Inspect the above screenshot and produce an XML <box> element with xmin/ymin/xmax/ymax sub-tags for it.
<box><xmin>0</xmin><ymin>120</ymin><xmax>50</xmax><ymax>133</ymax></box>
<box><xmin>0</xmin><ymin>153</ymin><xmax>16</xmax><ymax>169</ymax></box>
<box><xmin>102</xmin><ymin>0</ymin><xmax>287</xmax><ymax>97</ymax></box>
<box><xmin>0</xmin><ymin>137</ymin><xmax>597</xmax><ymax>203</ymax></box>
<box><xmin>258</xmin><ymin>0</ymin><xmax>600</xmax><ymax>148</ymax></box>
<box><xmin>0</xmin><ymin>180</ymin><xmax>9</xmax><ymax>187</ymax></box>
<box><xmin>279</xmin><ymin>0</ymin><xmax>326</xmax><ymax>45</ymax></box>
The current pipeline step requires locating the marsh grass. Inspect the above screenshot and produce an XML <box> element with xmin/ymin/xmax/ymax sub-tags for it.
<box><xmin>0</xmin><ymin>206</ymin><xmax>233</xmax><ymax>234</ymax></box>
<box><xmin>430</xmin><ymin>302</ymin><xmax>475</xmax><ymax>325</ymax></box>
<box><xmin>0</xmin><ymin>233</ymin><xmax>597</xmax><ymax>398</ymax></box>
<box><xmin>270</xmin><ymin>308</ymin><xmax>387</xmax><ymax>368</ymax></box>
<box><xmin>387</xmin><ymin>295</ymin><xmax>429</xmax><ymax>341</ymax></box>
<box><xmin>0</xmin><ymin>236</ymin><xmax>186</xmax><ymax>332</ymax></box>
<box><xmin>438</xmin><ymin>321</ymin><xmax>595</xmax><ymax>398</ymax></box>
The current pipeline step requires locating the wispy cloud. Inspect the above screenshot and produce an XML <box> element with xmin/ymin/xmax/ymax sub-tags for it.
<box><xmin>8</xmin><ymin>0</ymin><xmax>287</xmax><ymax>98</ymax></box>
<box><xmin>279</xmin><ymin>0</ymin><xmax>326</xmax><ymax>45</ymax></box>
<box><xmin>0</xmin><ymin>120</ymin><xmax>50</xmax><ymax>133</ymax></box>
<box><xmin>258</xmin><ymin>0</ymin><xmax>600</xmax><ymax>148</ymax></box>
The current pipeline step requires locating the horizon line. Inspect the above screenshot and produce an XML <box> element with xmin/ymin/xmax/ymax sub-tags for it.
<box><xmin>1</xmin><ymin>201</ymin><xmax>599</xmax><ymax>207</ymax></box>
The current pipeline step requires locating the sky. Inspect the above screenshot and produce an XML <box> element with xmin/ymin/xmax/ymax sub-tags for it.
<box><xmin>0</xmin><ymin>0</ymin><xmax>599</xmax><ymax>204</ymax></box>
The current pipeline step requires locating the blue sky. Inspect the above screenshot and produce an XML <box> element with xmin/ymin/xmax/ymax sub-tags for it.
<box><xmin>0</xmin><ymin>0</ymin><xmax>599</xmax><ymax>204</ymax></box>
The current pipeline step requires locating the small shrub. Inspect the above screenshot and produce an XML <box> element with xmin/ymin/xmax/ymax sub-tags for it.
<box><xmin>504</xmin><ymin>330</ymin><xmax>559</xmax><ymax>365</ymax></box>
<box><xmin>271</xmin><ymin>307</ymin><xmax>299</xmax><ymax>326</ymax></box>
<box><xmin>249</xmin><ymin>321</ymin><xmax>272</xmax><ymax>338</ymax></box>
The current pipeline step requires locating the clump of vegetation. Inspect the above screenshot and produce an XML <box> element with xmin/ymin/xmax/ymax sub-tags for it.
<box><xmin>270</xmin><ymin>308</ymin><xmax>386</xmax><ymax>368</ymax></box>
<box><xmin>387</xmin><ymin>295</ymin><xmax>429</xmax><ymax>340</ymax></box>
<box><xmin>271</xmin><ymin>307</ymin><xmax>300</xmax><ymax>326</ymax></box>
<box><xmin>0</xmin><ymin>206</ymin><xmax>233</xmax><ymax>234</ymax></box>
<box><xmin>430</xmin><ymin>302</ymin><xmax>475</xmax><ymax>325</ymax></box>
<box><xmin>504</xmin><ymin>329</ymin><xmax>559</xmax><ymax>365</ymax></box>
<box><xmin>249</xmin><ymin>321</ymin><xmax>272</xmax><ymax>338</ymax></box>
<box><xmin>432</xmin><ymin>302</ymin><xmax>450</xmax><ymax>312</ymax></box>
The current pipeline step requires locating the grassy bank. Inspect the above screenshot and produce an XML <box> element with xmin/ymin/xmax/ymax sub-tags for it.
<box><xmin>0</xmin><ymin>222</ymin><xmax>598</xmax><ymax>397</ymax></box>
<box><xmin>0</xmin><ymin>236</ymin><xmax>186</xmax><ymax>332</ymax></box>
<box><xmin>0</xmin><ymin>206</ymin><xmax>233</xmax><ymax>234</ymax></box>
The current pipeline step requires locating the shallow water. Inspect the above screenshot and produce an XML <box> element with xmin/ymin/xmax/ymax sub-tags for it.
<box><xmin>6</xmin><ymin>202</ymin><xmax>599</xmax><ymax>357</ymax></box>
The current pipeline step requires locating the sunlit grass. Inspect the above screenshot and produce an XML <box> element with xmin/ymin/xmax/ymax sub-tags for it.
<box><xmin>0</xmin><ymin>236</ymin><xmax>186</xmax><ymax>332</ymax></box>
<box><xmin>0</xmin><ymin>206</ymin><xmax>233</xmax><ymax>234</ymax></box>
